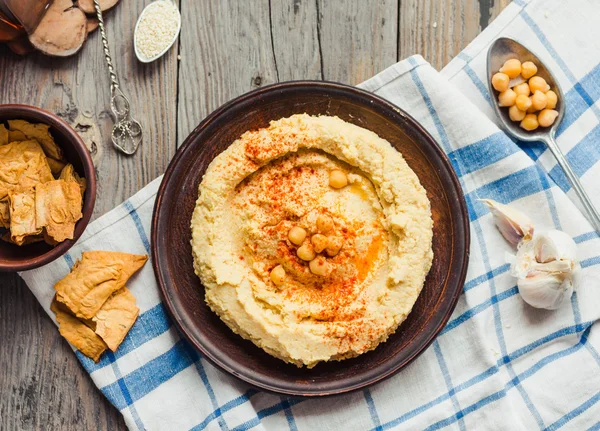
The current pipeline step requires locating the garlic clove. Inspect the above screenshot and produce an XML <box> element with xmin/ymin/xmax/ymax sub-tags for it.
<box><xmin>510</xmin><ymin>237</ymin><xmax>535</xmax><ymax>279</ymax></box>
<box><xmin>517</xmin><ymin>271</ymin><xmax>573</xmax><ymax>310</ymax></box>
<box><xmin>481</xmin><ymin>199</ymin><xmax>534</xmax><ymax>246</ymax></box>
<box><xmin>531</xmin><ymin>259</ymin><xmax>573</xmax><ymax>274</ymax></box>
<box><xmin>534</xmin><ymin>229</ymin><xmax>577</xmax><ymax>263</ymax></box>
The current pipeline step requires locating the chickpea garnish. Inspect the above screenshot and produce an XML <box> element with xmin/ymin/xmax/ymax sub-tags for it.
<box><xmin>288</xmin><ymin>226</ymin><xmax>307</xmax><ymax>245</ymax></box>
<box><xmin>325</xmin><ymin>236</ymin><xmax>343</xmax><ymax>257</ymax></box>
<box><xmin>513</xmin><ymin>82</ymin><xmax>530</xmax><ymax>97</ymax></box>
<box><xmin>515</xmin><ymin>94</ymin><xmax>532</xmax><ymax>112</ymax></box>
<box><xmin>521</xmin><ymin>61</ymin><xmax>537</xmax><ymax>79</ymax></box>
<box><xmin>329</xmin><ymin>170</ymin><xmax>348</xmax><ymax>189</ymax></box>
<box><xmin>311</xmin><ymin>234</ymin><xmax>329</xmax><ymax>253</ymax></box>
<box><xmin>316</xmin><ymin>214</ymin><xmax>334</xmax><ymax>233</ymax></box>
<box><xmin>520</xmin><ymin>113</ymin><xmax>539</xmax><ymax>131</ymax></box>
<box><xmin>498</xmin><ymin>89</ymin><xmax>517</xmax><ymax>107</ymax></box>
<box><xmin>531</xmin><ymin>90</ymin><xmax>548</xmax><ymax>111</ymax></box>
<box><xmin>491</xmin><ymin>73</ymin><xmax>510</xmax><ymax>92</ymax></box>
<box><xmin>297</xmin><ymin>243</ymin><xmax>316</xmax><ymax>261</ymax></box>
<box><xmin>509</xmin><ymin>105</ymin><xmax>526</xmax><ymax>122</ymax></box>
<box><xmin>309</xmin><ymin>256</ymin><xmax>329</xmax><ymax>276</ymax></box>
<box><xmin>545</xmin><ymin>90</ymin><xmax>558</xmax><ymax>109</ymax></box>
<box><xmin>538</xmin><ymin>109</ymin><xmax>559</xmax><ymax>127</ymax></box>
<box><xmin>270</xmin><ymin>265</ymin><xmax>286</xmax><ymax>286</ymax></box>
<box><xmin>528</xmin><ymin>76</ymin><xmax>550</xmax><ymax>93</ymax></box>
<box><xmin>499</xmin><ymin>58</ymin><xmax>522</xmax><ymax>78</ymax></box>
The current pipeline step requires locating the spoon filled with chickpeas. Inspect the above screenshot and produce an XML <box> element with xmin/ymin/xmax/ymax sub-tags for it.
<box><xmin>487</xmin><ymin>37</ymin><xmax>600</xmax><ymax>233</ymax></box>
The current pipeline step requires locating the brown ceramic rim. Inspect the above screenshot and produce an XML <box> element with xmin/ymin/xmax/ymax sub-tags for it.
<box><xmin>0</xmin><ymin>104</ymin><xmax>96</xmax><ymax>272</ymax></box>
<box><xmin>152</xmin><ymin>81</ymin><xmax>470</xmax><ymax>396</ymax></box>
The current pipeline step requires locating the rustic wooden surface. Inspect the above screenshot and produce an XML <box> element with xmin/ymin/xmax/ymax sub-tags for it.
<box><xmin>0</xmin><ymin>0</ymin><xmax>509</xmax><ymax>429</ymax></box>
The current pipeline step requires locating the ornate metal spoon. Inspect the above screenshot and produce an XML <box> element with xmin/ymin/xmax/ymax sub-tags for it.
<box><xmin>487</xmin><ymin>37</ymin><xmax>600</xmax><ymax>233</ymax></box>
<box><xmin>93</xmin><ymin>0</ymin><xmax>143</xmax><ymax>155</ymax></box>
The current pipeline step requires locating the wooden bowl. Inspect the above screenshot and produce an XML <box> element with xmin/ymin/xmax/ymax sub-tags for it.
<box><xmin>0</xmin><ymin>104</ymin><xmax>96</xmax><ymax>272</ymax></box>
<box><xmin>152</xmin><ymin>81</ymin><xmax>469</xmax><ymax>396</ymax></box>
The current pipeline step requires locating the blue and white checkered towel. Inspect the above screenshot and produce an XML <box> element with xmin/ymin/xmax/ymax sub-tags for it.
<box><xmin>20</xmin><ymin>0</ymin><xmax>600</xmax><ymax>429</ymax></box>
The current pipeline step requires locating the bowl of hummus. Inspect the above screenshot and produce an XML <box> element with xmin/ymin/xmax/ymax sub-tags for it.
<box><xmin>152</xmin><ymin>81</ymin><xmax>469</xmax><ymax>395</ymax></box>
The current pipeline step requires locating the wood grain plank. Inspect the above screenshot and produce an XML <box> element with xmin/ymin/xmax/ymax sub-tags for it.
<box><xmin>0</xmin><ymin>1</ymin><xmax>179</xmax><ymax>429</ymax></box>
<box><xmin>316</xmin><ymin>0</ymin><xmax>398</xmax><ymax>84</ymax></box>
<box><xmin>176</xmin><ymin>0</ymin><xmax>278</xmax><ymax>144</ymax></box>
<box><xmin>399</xmin><ymin>0</ymin><xmax>482</xmax><ymax>71</ymax></box>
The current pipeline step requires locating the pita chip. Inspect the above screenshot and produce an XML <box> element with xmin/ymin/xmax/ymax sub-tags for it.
<box><xmin>59</xmin><ymin>163</ymin><xmax>87</xmax><ymax>197</ymax></box>
<box><xmin>47</xmin><ymin>157</ymin><xmax>67</xmax><ymax>178</ymax></box>
<box><xmin>0</xmin><ymin>198</ymin><xmax>9</xmax><ymax>228</ymax></box>
<box><xmin>51</xmin><ymin>298</ymin><xmax>107</xmax><ymax>362</ymax></box>
<box><xmin>0</xmin><ymin>124</ymin><xmax>8</xmax><ymax>145</ymax></box>
<box><xmin>8</xmin><ymin>130</ymin><xmax>26</xmax><ymax>142</ymax></box>
<box><xmin>0</xmin><ymin>140</ymin><xmax>53</xmax><ymax>200</ymax></box>
<box><xmin>8</xmin><ymin>188</ymin><xmax>41</xmax><ymax>245</ymax></box>
<box><xmin>35</xmin><ymin>179</ymin><xmax>82</xmax><ymax>243</ymax></box>
<box><xmin>92</xmin><ymin>287</ymin><xmax>139</xmax><ymax>351</ymax></box>
<box><xmin>54</xmin><ymin>251</ymin><xmax>148</xmax><ymax>320</ymax></box>
<box><xmin>8</xmin><ymin>119</ymin><xmax>63</xmax><ymax>160</ymax></box>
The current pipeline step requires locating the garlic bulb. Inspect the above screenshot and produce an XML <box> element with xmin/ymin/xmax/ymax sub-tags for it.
<box><xmin>481</xmin><ymin>199</ymin><xmax>534</xmax><ymax>246</ymax></box>
<box><xmin>510</xmin><ymin>229</ymin><xmax>578</xmax><ymax>310</ymax></box>
<box><xmin>517</xmin><ymin>271</ymin><xmax>573</xmax><ymax>310</ymax></box>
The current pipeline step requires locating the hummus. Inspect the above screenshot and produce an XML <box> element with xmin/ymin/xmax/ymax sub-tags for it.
<box><xmin>191</xmin><ymin>114</ymin><xmax>433</xmax><ymax>368</ymax></box>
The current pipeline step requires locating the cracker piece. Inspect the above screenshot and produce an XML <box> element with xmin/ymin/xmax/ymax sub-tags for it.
<box><xmin>8</xmin><ymin>188</ymin><xmax>40</xmax><ymax>245</ymax></box>
<box><xmin>0</xmin><ymin>140</ymin><xmax>53</xmax><ymax>200</ymax></box>
<box><xmin>8</xmin><ymin>120</ymin><xmax>63</xmax><ymax>160</ymax></box>
<box><xmin>1</xmin><ymin>231</ymin><xmax>44</xmax><ymax>245</ymax></box>
<box><xmin>0</xmin><ymin>124</ymin><xmax>8</xmax><ymax>145</ymax></box>
<box><xmin>92</xmin><ymin>287</ymin><xmax>139</xmax><ymax>351</ymax></box>
<box><xmin>54</xmin><ymin>251</ymin><xmax>148</xmax><ymax>320</ymax></box>
<box><xmin>50</xmin><ymin>298</ymin><xmax>107</xmax><ymax>362</ymax></box>
<box><xmin>59</xmin><ymin>163</ymin><xmax>87</xmax><ymax>197</ymax></box>
<box><xmin>8</xmin><ymin>130</ymin><xmax>26</xmax><ymax>142</ymax></box>
<box><xmin>47</xmin><ymin>157</ymin><xmax>68</xmax><ymax>178</ymax></box>
<box><xmin>35</xmin><ymin>179</ymin><xmax>82</xmax><ymax>243</ymax></box>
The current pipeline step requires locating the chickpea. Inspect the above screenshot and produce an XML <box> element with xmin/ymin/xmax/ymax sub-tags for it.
<box><xmin>491</xmin><ymin>73</ymin><xmax>510</xmax><ymax>92</ymax></box>
<box><xmin>515</xmin><ymin>94</ymin><xmax>532</xmax><ymax>112</ymax></box>
<box><xmin>531</xmin><ymin>90</ymin><xmax>548</xmax><ymax>111</ymax></box>
<box><xmin>297</xmin><ymin>243</ymin><xmax>316</xmax><ymax>261</ymax></box>
<box><xmin>529</xmin><ymin>76</ymin><xmax>550</xmax><ymax>94</ymax></box>
<box><xmin>545</xmin><ymin>90</ymin><xmax>558</xmax><ymax>109</ymax></box>
<box><xmin>513</xmin><ymin>82</ymin><xmax>530</xmax><ymax>97</ymax></box>
<box><xmin>311</xmin><ymin>234</ymin><xmax>329</xmax><ymax>253</ymax></box>
<box><xmin>316</xmin><ymin>214</ymin><xmax>334</xmax><ymax>233</ymax></box>
<box><xmin>499</xmin><ymin>59</ymin><xmax>522</xmax><ymax>79</ymax></box>
<box><xmin>538</xmin><ymin>109</ymin><xmax>559</xmax><ymax>127</ymax></box>
<box><xmin>325</xmin><ymin>236</ymin><xmax>344</xmax><ymax>257</ymax></box>
<box><xmin>526</xmin><ymin>99</ymin><xmax>538</xmax><ymax>114</ymax></box>
<box><xmin>270</xmin><ymin>265</ymin><xmax>286</xmax><ymax>286</ymax></box>
<box><xmin>329</xmin><ymin>170</ymin><xmax>348</xmax><ymax>189</ymax></box>
<box><xmin>309</xmin><ymin>256</ymin><xmax>329</xmax><ymax>276</ymax></box>
<box><xmin>520</xmin><ymin>113</ymin><xmax>539</xmax><ymax>131</ymax></box>
<box><xmin>509</xmin><ymin>105</ymin><xmax>526</xmax><ymax>122</ymax></box>
<box><xmin>288</xmin><ymin>226</ymin><xmax>307</xmax><ymax>245</ymax></box>
<box><xmin>498</xmin><ymin>89</ymin><xmax>517</xmax><ymax>107</ymax></box>
<box><xmin>521</xmin><ymin>61</ymin><xmax>538</xmax><ymax>79</ymax></box>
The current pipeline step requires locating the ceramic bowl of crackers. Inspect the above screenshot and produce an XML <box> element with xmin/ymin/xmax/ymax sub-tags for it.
<box><xmin>0</xmin><ymin>104</ymin><xmax>96</xmax><ymax>272</ymax></box>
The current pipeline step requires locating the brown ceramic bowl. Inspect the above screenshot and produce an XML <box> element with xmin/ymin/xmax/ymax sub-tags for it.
<box><xmin>152</xmin><ymin>81</ymin><xmax>469</xmax><ymax>396</ymax></box>
<box><xmin>0</xmin><ymin>104</ymin><xmax>96</xmax><ymax>272</ymax></box>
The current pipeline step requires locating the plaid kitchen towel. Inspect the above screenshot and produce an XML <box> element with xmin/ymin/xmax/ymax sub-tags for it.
<box><xmin>20</xmin><ymin>0</ymin><xmax>600</xmax><ymax>429</ymax></box>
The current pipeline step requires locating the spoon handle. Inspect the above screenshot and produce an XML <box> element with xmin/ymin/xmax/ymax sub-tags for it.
<box><xmin>544</xmin><ymin>135</ymin><xmax>600</xmax><ymax>234</ymax></box>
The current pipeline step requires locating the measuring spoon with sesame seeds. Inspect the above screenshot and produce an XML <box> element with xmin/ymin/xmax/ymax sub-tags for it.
<box><xmin>134</xmin><ymin>0</ymin><xmax>181</xmax><ymax>63</ymax></box>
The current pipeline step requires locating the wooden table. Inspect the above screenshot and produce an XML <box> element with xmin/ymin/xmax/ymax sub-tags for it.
<box><xmin>0</xmin><ymin>0</ymin><xmax>509</xmax><ymax>428</ymax></box>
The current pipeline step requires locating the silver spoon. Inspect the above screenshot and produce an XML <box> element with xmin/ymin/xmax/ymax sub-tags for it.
<box><xmin>134</xmin><ymin>0</ymin><xmax>181</xmax><ymax>63</ymax></box>
<box><xmin>487</xmin><ymin>37</ymin><xmax>600</xmax><ymax>233</ymax></box>
<box><xmin>94</xmin><ymin>0</ymin><xmax>143</xmax><ymax>155</ymax></box>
